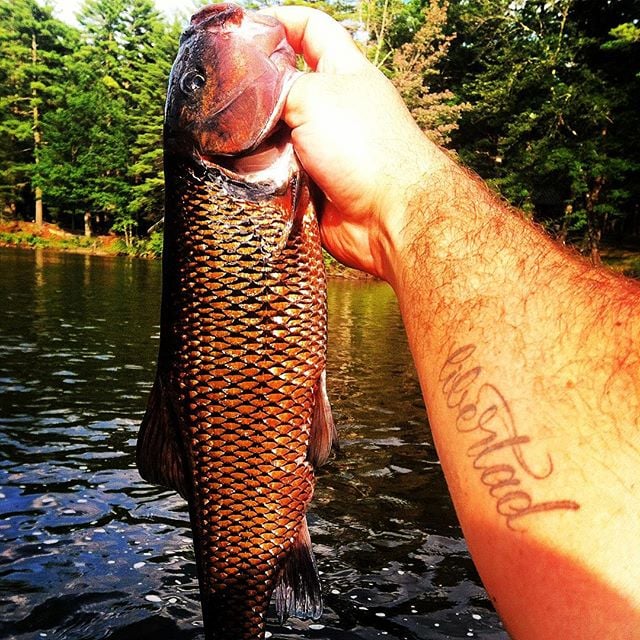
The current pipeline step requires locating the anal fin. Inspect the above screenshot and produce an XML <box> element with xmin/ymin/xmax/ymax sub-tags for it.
<box><xmin>274</xmin><ymin>518</ymin><xmax>322</xmax><ymax>623</ymax></box>
<box><xmin>136</xmin><ymin>375</ymin><xmax>190</xmax><ymax>500</ymax></box>
<box><xmin>308</xmin><ymin>369</ymin><xmax>338</xmax><ymax>467</ymax></box>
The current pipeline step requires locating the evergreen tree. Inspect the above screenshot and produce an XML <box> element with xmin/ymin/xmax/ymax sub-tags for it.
<box><xmin>0</xmin><ymin>0</ymin><xmax>75</xmax><ymax>224</ymax></box>
<box><xmin>78</xmin><ymin>0</ymin><xmax>181</xmax><ymax>238</ymax></box>
<box><xmin>2</xmin><ymin>0</ymin><xmax>636</xmax><ymax>259</ymax></box>
<box><xmin>37</xmin><ymin>60</ymin><xmax>130</xmax><ymax>235</ymax></box>
<box><xmin>36</xmin><ymin>0</ymin><xmax>180</xmax><ymax>239</ymax></box>
<box><xmin>126</xmin><ymin>13</ymin><xmax>181</xmax><ymax>236</ymax></box>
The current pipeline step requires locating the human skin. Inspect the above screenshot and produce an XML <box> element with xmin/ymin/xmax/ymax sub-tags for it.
<box><xmin>264</xmin><ymin>6</ymin><xmax>640</xmax><ymax>639</ymax></box>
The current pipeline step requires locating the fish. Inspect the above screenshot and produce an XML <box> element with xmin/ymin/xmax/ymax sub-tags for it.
<box><xmin>135</xmin><ymin>3</ymin><xmax>336</xmax><ymax>639</ymax></box>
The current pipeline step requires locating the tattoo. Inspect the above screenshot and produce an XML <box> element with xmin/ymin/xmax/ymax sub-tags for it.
<box><xmin>439</xmin><ymin>344</ymin><xmax>580</xmax><ymax>530</ymax></box>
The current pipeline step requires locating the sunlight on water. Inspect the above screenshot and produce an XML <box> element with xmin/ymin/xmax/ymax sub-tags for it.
<box><xmin>0</xmin><ymin>248</ymin><xmax>506</xmax><ymax>639</ymax></box>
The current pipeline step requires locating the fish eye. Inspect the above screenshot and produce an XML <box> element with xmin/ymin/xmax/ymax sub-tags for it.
<box><xmin>180</xmin><ymin>70</ymin><xmax>206</xmax><ymax>95</ymax></box>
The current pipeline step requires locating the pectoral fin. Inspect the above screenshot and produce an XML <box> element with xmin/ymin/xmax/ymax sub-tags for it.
<box><xmin>273</xmin><ymin>518</ymin><xmax>322</xmax><ymax>622</ymax></box>
<box><xmin>136</xmin><ymin>375</ymin><xmax>190</xmax><ymax>500</ymax></box>
<box><xmin>308</xmin><ymin>369</ymin><xmax>338</xmax><ymax>467</ymax></box>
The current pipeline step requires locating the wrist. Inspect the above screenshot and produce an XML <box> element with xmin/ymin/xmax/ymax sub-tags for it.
<box><xmin>377</xmin><ymin>141</ymin><xmax>461</xmax><ymax>289</ymax></box>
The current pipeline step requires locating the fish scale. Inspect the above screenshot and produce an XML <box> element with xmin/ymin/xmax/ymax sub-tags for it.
<box><xmin>139</xmin><ymin>162</ymin><xmax>327</xmax><ymax>638</ymax></box>
<box><xmin>137</xmin><ymin>5</ymin><xmax>335</xmax><ymax>638</ymax></box>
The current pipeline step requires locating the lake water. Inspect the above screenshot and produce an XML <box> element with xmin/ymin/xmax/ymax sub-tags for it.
<box><xmin>0</xmin><ymin>247</ymin><xmax>507</xmax><ymax>640</ymax></box>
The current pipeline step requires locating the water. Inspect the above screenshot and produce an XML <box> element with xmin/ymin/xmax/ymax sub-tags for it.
<box><xmin>0</xmin><ymin>247</ymin><xmax>507</xmax><ymax>640</ymax></box>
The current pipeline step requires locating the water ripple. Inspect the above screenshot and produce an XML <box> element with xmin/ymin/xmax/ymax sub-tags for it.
<box><xmin>0</xmin><ymin>249</ymin><xmax>506</xmax><ymax>639</ymax></box>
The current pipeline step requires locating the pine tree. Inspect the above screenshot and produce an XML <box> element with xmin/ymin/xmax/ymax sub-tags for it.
<box><xmin>37</xmin><ymin>60</ymin><xmax>130</xmax><ymax>235</ymax></box>
<box><xmin>79</xmin><ymin>0</ymin><xmax>182</xmax><ymax>238</ymax></box>
<box><xmin>126</xmin><ymin>10</ymin><xmax>181</xmax><ymax>236</ymax></box>
<box><xmin>0</xmin><ymin>0</ymin><xmax>75</xmax><ymax>224</ymax></box>
<box><xmin>37</xmin><ymin>0</ymin><xmax>180</xmax><ymax>239</ymax></box>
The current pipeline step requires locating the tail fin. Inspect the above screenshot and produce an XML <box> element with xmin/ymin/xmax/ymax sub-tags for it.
<box><xmin>274</xmin><ymin>518</ymin><xmax>322</xmax><ymax>623</ymax></box>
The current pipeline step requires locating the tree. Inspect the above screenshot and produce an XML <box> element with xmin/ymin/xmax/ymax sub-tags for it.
<box><xmin>78</xmin><ymin>0</ymin><xmax>183</xmax><ymax>237</ymax></box>
<box><xmin>391</xmin><ymin>0</ymin><xmax>469</xmax><ymax>146</ymax></box>
<box><xmin>0</xmin><ymin>0</ymin><xmax>75</xmax><ymax>224</ymax></box>
<box><xmin>35</xmin><ymin>0</ymin><xmax>180</xmax><ymax>238</ymax></box>
<box><xmin>126</xmin><ymin>13</ymin><xmax>181</xmax><ymax>235</ymax></box>
<box><xmin>333</xmin><ymin>0</ymin><xmax>468</xmax><ymax>147</ymax></box>
<box><xmin>37</xmin><ymin>63</ymin><xmax>131</xmax><ymax>234</ymax></box>
<box><xmin>359</xmin><ymin>0</ymin><xmax>405</xmax><ymax>67</ymax></box>
<box><xmin>448</xmin><ymin>0</ymin><xmax>640</xmax><ymax>262</ymax></box>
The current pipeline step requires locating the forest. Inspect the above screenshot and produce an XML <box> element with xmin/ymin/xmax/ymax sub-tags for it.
<box><xmin>0</xmin><ymin>0</ymin><xmax>638</xmax><ymax>262</ymax></box>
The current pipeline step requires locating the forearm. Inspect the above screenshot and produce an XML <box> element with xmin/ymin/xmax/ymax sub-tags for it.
<box><xmin>388</xmin><ymin>151</ymin><xmax>640</xmax><ymax>638</ymax></box>
<box><xmin>267</xmin><ymin>7</ymin><xmax>640</xmax><ymax>633</ymax></box>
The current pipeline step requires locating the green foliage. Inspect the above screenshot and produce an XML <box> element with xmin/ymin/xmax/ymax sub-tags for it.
<box><xmin>37</xmin><ymin>74</ymin><xmax>131</xmax><ymax>223</ymax></box>
<box><xmin>0</xmin><ymin>0</ymin><xmax>639</xmax><ymax>262</ymax></box>
<box><xmin>449</xmin><ymin>0</ymin><xmax>640</xmax><ymax>259</ymax></box>
<box><xmin>603</xmin><ymin>22</ymin><xmax>640</xmax><ymax>49</ymax></box>
<box><xmin>0</xmin><ymin>228</ymin><xmax>103</xmax><ymax>251</ymax></box>
<box><xmin>391</xmin><ymin>0</ymin><xmax>469</xmax><ymax>145</ymax></box>
<box><xmin>0</xmin><ymin>0</ymin><xmax>76</xmax><ymax>219</ymax></box>
<box><xmin>0</xmin><ymin>0</ymin><xmax>179</xmax><ymax>237</ymax></box>
<box><xmin>111</xmin><ymin>230</ymin><xmax>163</xmax><ymax>257</ymax></box>
<box><xmin>126</xmin><ymin>15</ymin><xmax>182</xmax><ymax>229</ymax></box>
<box><xmin>146</xmin><ymin>230</ymin><xmax>164</xmax><ymax>256</ymax></box>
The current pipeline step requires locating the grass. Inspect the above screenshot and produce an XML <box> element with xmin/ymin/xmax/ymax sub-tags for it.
<box><xmin>601</xmin><ymin>246</ymin><xmax>640</xmax><ymax>279</ymax></box>
<box><xmin>0</xmin><ymin>223</ymin><xmax>370</xmax><ymax>273</ymax></box>
<box><xmin>0</xmin><ymin>229</ymin><xmax>103</xmax><ymax>252</ymax></box>
<box><xmin>3</xmin><ymin>221</ymin><xmax>636</xmax><ymax>279</ymax></box>
<box><xmin>0</xmin><ymin>224</ymin><xmax>164</xmax><ymax>259</ymax></box>
<box><xmin>109</xmin><ymin>232</ymin><xmax>164</xmax><ymax>258</ymax></box>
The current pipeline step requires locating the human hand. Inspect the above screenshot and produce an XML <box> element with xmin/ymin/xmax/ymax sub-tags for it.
<box><xmin>263</xmin><ymin>6</ymin><xmax>446</xmax><ymax>280</ymax></box>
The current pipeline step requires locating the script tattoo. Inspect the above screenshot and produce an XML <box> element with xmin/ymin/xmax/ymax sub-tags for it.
<box><xmin>439</xmin><ymin>344</ymin><xmax>580</xmax><ymax>530</ymax></box>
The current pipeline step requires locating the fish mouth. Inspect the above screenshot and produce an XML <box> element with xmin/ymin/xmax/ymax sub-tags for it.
<box><xmin>198</xmin><ymin>124</ymin><xmax>298</xmax><ymax>192</ymax></box>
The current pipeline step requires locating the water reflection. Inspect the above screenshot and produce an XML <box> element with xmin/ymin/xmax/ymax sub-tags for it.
<box><xmin>0</xmin><ymin>248</ymin><xmax>506</xmax><ymax>639</ymax></box>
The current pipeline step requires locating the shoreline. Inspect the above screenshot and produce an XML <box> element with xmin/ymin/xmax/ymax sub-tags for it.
<box><xmin>0</xmin><ymin>220</ymin><xmax>370</xmax><ymax>278</ymax></box>
<box><xmin>3</xmin><ymin>220</ymin><xmax>636</xmax><ymax>279</ymax></box>
<box><xmin>0</xmin><ymin>220</ymin><xmax>124</xmax><ymax>257</ymax></box>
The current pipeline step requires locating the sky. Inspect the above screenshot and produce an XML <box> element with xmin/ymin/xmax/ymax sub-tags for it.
<box><xmin>48</xmin><ymin>0</ymin><xmax>201</xmax><ymax>26</ymax></box>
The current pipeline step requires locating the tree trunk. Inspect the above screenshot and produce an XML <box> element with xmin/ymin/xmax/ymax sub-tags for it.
<box><xmin>585</xmin><ymin>175</ymin><xmax>605</xmax><ymax>267</ymax></box>
<box><xmin>32</xmin><ymin>34</ymin><xmax>43</xmax><ymax>227</ymax></box>
<box><xmin>84</xmin><ymin>211</ymin><xmax>92</xmax><ymax>237</ymax></box>
<box><xmin>34</xmin><ymin>186</ymin><xmax>43</xmax><ymax>227</ymax></box>
<box><xmin>372</xmin><ymin>0</ymin><xmax>392</xmax><ymax>67</ymax></box>
<box><xmin>588</xmin><ymin>227</ymin><xmax>602</xmax><ymax>267</ymax></box>
<box><xmin>557</xmin><ymin>203</ymin><xmax>573</xmax><ymax>245</ymax></box>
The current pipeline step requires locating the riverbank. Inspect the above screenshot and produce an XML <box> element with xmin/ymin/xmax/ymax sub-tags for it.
<box><xmin>2</xmin><ymin>220</ymin><xmax>637</xmax><ymax>278</ymax></box>
<box><xmin>599</xmin><ymin>246</ymin><xmax>640</xmax><ymax>278</ymax></box>
<box><xmin>0</xmin><ymin>220</ymin><xmax>368</xmax><ymax>278</ymax></box>
<box><xmin>0</xmin><ymin>221</ymin><xmax>124</xmax><ymax>256</ymax></box>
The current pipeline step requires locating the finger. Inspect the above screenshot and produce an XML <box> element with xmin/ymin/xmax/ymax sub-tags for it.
<box><xmin>261</xmin><ymin>5</ymin><xmax>368</xmax><ymax>73</ymax></box>
<box><xmin>282</xmin><ymin>72</ymin><xmax>328</xmax><ymax>129</ymax></box>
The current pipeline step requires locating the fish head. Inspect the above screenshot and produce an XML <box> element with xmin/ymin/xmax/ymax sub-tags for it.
<box><xmin>165</xmin><ymin>3</ymin><xmax>302</xmax><ymax>197</ymax></box>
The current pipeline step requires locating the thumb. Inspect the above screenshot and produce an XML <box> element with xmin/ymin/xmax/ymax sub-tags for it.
<box><xmin>261</xmin><ymin>5</ymin><xmax>368</xmax><ymax>73</ymax></box>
